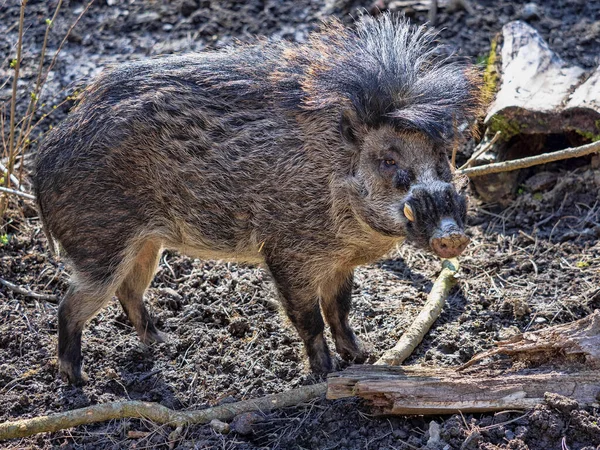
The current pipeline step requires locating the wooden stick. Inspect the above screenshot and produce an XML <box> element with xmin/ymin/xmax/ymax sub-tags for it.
<box><xmin>0</xmin><ymin>383</ymin><xmax>326</xmax><ymax>441</ymax></box>
<box><xmin>327</xmin><ymin>365</ymin><xmax>600</xmax><ymax>414</ymax></box>
<box><xmin>457</xmin><ymin>140</ymin><xmax>600</xmax><ymax>178</ymax></box>
<box><xmin>0</xmin><ymin>278</ymin><xmax>58</xmax><ymax>303</ymax></box>
<box><xmin>458</xmin><ymin>131</ymin><xmax>502</xmax><ymax>170</ymax></box>
<box><xmin>0</xmin><ymin>186</ymin><xmax>34</xmax><ymax>200</ymax></box>
<box><xmin>428</xmin><ymin>0</ymin><xmax>438</xmax><ymax>26</ymax></box>
<box><xmin>375</xmin><ymin>258</ymin><xmax>459</xmax><ymax>366</ymax></box>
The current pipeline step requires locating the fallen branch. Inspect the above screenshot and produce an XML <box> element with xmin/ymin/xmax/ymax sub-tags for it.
<box><xmin>327</xmin><ymin>365</ymin><xmax>600</xmax><ymax>414</ymax></box>
<box><xmin>0</xmin><ymin>383</ymin><xmax>326</xmax><ymax>441</ymax></box>
<box><xmin>0</xmin><ymin>278</ymin><xmax>58</xmax><ymax>303</ymax></box>
<box><xmin>0</xmin><ymin>186</ymin><xmax>35</xmax><ymax>200</ymax></box>
<box><xmin>375</xmin><ymin>258</ymin><xmax>459</xmax><ymax>365</ymax></box>
<box><xmin>457</xmin><ymin>139</ymin><xmax>600</xmax><ymax>178</ymax></box>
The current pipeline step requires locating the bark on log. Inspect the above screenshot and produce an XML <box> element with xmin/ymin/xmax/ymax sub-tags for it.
<box><xmin>327</xmin><ymin>365</ymin><xmax>600</xmax><ymax>415</ymax></box>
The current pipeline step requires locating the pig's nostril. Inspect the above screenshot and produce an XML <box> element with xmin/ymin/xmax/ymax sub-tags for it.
<box><xmin>430</xmin><ymin>233</ymin><xmax>470</xmax><ymax>258</ymax></box>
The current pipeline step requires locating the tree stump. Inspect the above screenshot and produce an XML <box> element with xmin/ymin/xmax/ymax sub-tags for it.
<box><xmin>472</xmin><ymin>21</ymin><xmax>600</xmax><ymax>203</ymax></box>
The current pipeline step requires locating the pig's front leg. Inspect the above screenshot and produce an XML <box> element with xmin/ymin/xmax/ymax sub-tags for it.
<box><xmin>320</xmin><ymin>270</ymin><xmax>368</xmax><ymax>363</ymax></box>
<box><xmin>266</xmin><ymin>257</ymin><xmax>333</xmax><ymax>374</ymax></box>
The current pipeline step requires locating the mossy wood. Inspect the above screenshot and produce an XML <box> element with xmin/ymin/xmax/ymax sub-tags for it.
<box><xmin>485</xmin><ymin>21</ymin><xmax>600</xmax><ymax>141</ymax></box>
<box><xmin>471</xmin><ymin>20</ymin><xmax>600</xmax><ymax>202</ymax></box>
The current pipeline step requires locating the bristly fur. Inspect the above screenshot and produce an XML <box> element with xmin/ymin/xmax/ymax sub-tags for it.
<box><xmin>291</xmin><ymin>14</ymin><xmax>482</xmax><ymax>140</ymax></box>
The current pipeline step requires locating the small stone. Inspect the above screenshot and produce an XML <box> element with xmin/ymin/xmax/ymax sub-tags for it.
<box><xmin>520</xmin><ymin>3</ymin><xmax>540</xmax><ymax>21</ymax></box>
<box><xmin>134</xmin><ymin>12</ymin><xmax>161</xmax><ymax>25</ymax></box>
<box><xmin>105</xmin><ymin>367</ymin><xmax>118</xmax><ymax>379</ymax></box>
<box><xmin>393</xmin><ymin>428</ymin><xmax>408</xmax><ymax>439</ymax></box>
<box><xmin>427</xmin><ymin>421</ymin><xmax>441</xmax><ymax>447</ymax></box>
<box><xmin>231</xmin><ymin>412</ymin><xmax>262</xmax><ymax>435</ymax></box>
<box><xmin>209</xmin><ymin>419</ymin><xmax>230</xmax><ymax>434</ymax></box>
<box><xmin>525</xmin><ymin>171</ymin><xmax>558</xmax><ymax>192</ymax></box>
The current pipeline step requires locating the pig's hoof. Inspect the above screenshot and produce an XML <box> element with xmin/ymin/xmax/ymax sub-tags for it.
<box><xmin>59</xmin><ymin>361</ymin><xmax>89</xmax><ymax>386</ymax></box>
<box><xmin>308</xmin><ymin>352</ymin><xmax>333</xmax><ymax>375</ymax></box>
<box><xmin>141</xmin><ymin>329</ymin><xmax>167</xmax><ymax>345</ymax></box>
<box><xmin>336</xmin><ymin>338</ymin><xmax>369</xmax><ymax>364</ymax></box>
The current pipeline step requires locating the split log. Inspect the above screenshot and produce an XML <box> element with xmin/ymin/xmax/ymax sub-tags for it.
<box><xmin>460</xmin><ymin>310</ymin><xmax>600</xmax><ymax>369</ymax></box>
<box><xmin>328</xmin><ymin>311</ymin><xmax>600</xmax><ymax>415</ymax></box>
<box><xmin>471</xmin><ymin>20</ymin><xmax>600</xmax><ymax>203</ymax></box>
<box><xmin>327</xmin><ymin>365</ymin><xmax>600</xmax><ymax>415</ymax></box>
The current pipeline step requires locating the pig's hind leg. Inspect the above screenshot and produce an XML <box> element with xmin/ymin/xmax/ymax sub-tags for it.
<box><xmin>58</xmin><ymin>281</ymin><xmax>115</xmax><ymax>386</ymax></box>
<box><xmin>115</xmin><ymin>239</ymin><xmax>165</xmax><ymax>345</ymax></box>
<box><xmin>58</xmin><ymin>238</ymin><xmax>163</xmax><ymax>385</ymax></box>
<box><xmin>320</xmin><ymin>270</ymin><xmax>368</xmax><ymax>363</ymax></box>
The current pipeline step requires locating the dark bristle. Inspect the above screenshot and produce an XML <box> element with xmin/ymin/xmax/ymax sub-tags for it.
<box><xmin>294</xmin><ymin>14</ymin><xmax>483</xmax><ymax>140</ymax></box>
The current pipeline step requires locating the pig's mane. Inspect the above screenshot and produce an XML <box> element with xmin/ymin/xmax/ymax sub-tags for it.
<box><xmin>281</xmin><ymin>14</ymin><xmax>483</xmax><ymax>141</ymax></box>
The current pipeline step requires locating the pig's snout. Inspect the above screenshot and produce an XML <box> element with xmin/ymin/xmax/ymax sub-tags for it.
<box><xmin>429</xmin><ymin>218</ymin><xmax>470</xmax><ymax>258</ymax></box>
<box><xmin>403</xmin><ymin>181</ymin><xmax>469</xmax><ymax>258</ymax></box>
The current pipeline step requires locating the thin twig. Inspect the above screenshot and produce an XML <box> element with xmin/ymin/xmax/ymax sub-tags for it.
<box><xmin>0</xmin><ymin>186</ymin><xmax>34</xmax><ymax>200</ymax></box>
<box><xmin>457</xmin><ymin>140</ymin><xmax>600</xmax><ymax>178</ymax></box>
<box><xmin>1</xmin><ymin>0</ymin><xmax>26</xmax><ymax>215</ymax></box>
<box><xmin>36</xmin><ymin>1</ymin><xmax>94</xmax><ymax>106</ymax></box>
<box><xmin>16</xmin><ymin>0</ymin><xmax>64</xmax><ymax>187</ymax></box>
<box><xmin>458</xmin><ymin>131</ymin><xmax>502</xmax><ymax>170</ymax></box>
<box><xmin>0</xmin><ymin>278</ymin><xmax>58</xmax><ymax>303</ymax></box>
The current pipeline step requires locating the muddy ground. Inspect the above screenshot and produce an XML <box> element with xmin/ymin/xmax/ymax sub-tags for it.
<box><xmin>1</xmin><ymin>0</ymin><xmax>600</xmax><ymax>449</ymax></box>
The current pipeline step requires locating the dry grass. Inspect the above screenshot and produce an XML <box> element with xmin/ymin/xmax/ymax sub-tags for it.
<box><xmin>1</xmin><ymin>0</ymin><xmax>93</xmax><ymax>225</ymax></box>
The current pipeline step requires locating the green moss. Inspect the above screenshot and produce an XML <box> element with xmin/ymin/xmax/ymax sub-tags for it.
<box><xmin>482</xmin><ymin>37</ymin><xmax>500</xmax><ymax>105</ymax></box>
<box><xmin>575</xmin><ymin>129</ymin><xmax>600</xmax><ymax>142</ymax></box>
<box><xmin>488</xmin><ymin>114</ymin><xmax>524</xmax><ymax>140</ymax></box>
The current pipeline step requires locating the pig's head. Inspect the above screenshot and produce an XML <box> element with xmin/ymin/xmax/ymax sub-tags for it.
<box><xmin>296</xmin><ymin>15</ymin><xmax>483</xmax><ymax>258</ymax></box>
<box><xmin>340</xmin><ymin>116</ymin><xmax>469</xmax><ymax>259</ymax></box>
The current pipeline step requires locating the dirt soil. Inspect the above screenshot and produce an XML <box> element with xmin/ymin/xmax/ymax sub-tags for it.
<box><xmin>1</xmin><ymin>0</ymin><xmax>600</xmax><ymax>449</ymax></box>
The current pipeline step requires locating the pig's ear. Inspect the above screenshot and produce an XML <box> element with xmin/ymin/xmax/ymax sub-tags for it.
<box><xmin>339</xmin><ymin>109</ymin><xmax>360</xmax><ymax>145</ymax></box>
